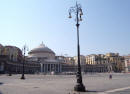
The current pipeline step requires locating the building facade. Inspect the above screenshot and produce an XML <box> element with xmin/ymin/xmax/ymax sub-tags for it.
<box><xmin>124</xmin><ymin>55</ymin><xmax>130</xmax><ymax>72</ymax></box>
<box><xmin>0</xmin><ymin>43</ymin><xmax>126</xmax><ymax>74</ymax></box>
<box><xmin>0</xmin><ymin>45</ymin><xmax>22</xmax><ymax>62</ymax></box>
<box><xmin>0</xmin><ymin>44</ymin><xmax>40</xmax><ymax>74</ymax></box>
<box><xmin>85</xmin><ymin>53</ymin><xmax>125</xmax><ymax>73</ymax></box>
<box><xmin>105</xmin><ymin>53</ymin><xmax>124</xmax><ymax>72</ymax></box>
<box><xmin>73</xmin><ymin>55</ymin><xmax>86</xmax><ymax>72</ymax></box>
<box><xmin>27</xmin><ymin>43</ymin><xmax>62</xmax><ymax>74</ymax></box>
<box><xmin>85</xmin><ymin>54</ymin><xmax>108</xmax><ymax>72</ymax></box>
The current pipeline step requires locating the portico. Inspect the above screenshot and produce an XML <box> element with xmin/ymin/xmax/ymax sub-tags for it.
<box><xmin>40</xmin><ymin>63</ymin><xmax>61</xmax><ymax>73</ymax></box>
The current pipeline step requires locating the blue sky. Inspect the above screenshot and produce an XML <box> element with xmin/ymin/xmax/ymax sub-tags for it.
<box><xmin>0</xmin><ymin>0</ymin><xmax>130</xmax><ymax>56</ymax></box>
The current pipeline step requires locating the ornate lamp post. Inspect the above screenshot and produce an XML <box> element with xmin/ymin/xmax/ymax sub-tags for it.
<box><xmin>21</xmin><ymin>45</ymin><xmax>28</xmax><ymax>80</ymax></box>
<box><xmin>68</xmin><ymin>2</ymin><xmax>86</xmax><ymax>92</ymax></box>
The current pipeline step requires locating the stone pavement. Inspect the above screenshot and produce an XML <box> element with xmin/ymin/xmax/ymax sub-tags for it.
<box><xmin>107</xmin><ymin>89</ymin><xmax>130</xmax><ymax>94</ymax></box>
<box><xmin>0</xmin><ymin>73</ymin><xmax>130</xmax><ymax>94</ymax></box>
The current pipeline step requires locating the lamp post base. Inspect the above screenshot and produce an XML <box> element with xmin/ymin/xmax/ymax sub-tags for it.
<box><xmin>74</xmin><ymin>83</ymin><xmax>86</xmax><ymax>92</ymax></box>
<box><xmin>21</xmin><ymin>75</ymin><xmax>25</xmax><ymax>80</ymax></box>
<box><xmin>8</xmin><ymin>74</ymin><xmax>12</xmax><ymax>76</ymax></box>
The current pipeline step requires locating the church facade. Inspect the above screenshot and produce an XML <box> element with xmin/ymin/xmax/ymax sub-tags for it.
<box><xmin>27</xmin><ymin>43</ymin><xmax>62</xmax><ymax>74</ymax></box>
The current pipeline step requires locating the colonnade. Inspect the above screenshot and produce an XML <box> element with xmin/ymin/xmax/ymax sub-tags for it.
<box><xmin>40</xmin><ymin>63</ymin><xmax>62</xmax><ymax>73</ymax></box>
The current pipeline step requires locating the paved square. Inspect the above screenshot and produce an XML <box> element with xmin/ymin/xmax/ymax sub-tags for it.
<box><xmin>0</xmin><ymin>73</ymin><xmax>130</xmax><ymax>94</ymax></box>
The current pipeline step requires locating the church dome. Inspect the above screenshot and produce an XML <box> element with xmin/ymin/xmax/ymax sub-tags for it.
<box><xmin>28</xmin><ymin>43</ymin><xmax>55</xmax><ymax>55</ymax></box>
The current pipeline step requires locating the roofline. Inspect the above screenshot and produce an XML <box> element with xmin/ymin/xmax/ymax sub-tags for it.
<box><xmin>28</xmin><ymin>51</ymin><xmax>55</xmax><ymax>54</ymax></box>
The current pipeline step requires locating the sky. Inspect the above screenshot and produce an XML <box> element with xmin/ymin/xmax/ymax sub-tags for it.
<box><xmin>0</xmin><ymin>0</ymin><xmax>130</xmax><ymax>56</ymax></box>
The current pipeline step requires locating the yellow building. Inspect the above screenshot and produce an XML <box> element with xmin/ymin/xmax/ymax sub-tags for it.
<box><xmin>64</xmin><ymin>57</ymin><xmax>75</xmax><ymax>65</ymax></box>
<box><xmin>124</xmin><ymin>55</ymin><xmax>130</xmax><ymax>72</ymax></box>
<box><xmin>0</xmin><ymin>44</ymin><xmax>22</xmax><ymax>62</ymax></box>
<box><xmin>2</xmin><ymin>46</ymin><xmax>21</xmax><ymax>62</ymax></box>
<box><xmin>73</xmin><ymin>55</ymin><xmax>86</xmax><ymax>65</ymax></box>
<box><xmin>85</xmin><ymin>54</ymin><xmax>108</xmax><ymax>72</ymax></box>
<box><xmin>73</xmin><ymin>55</ymin><xmax>86</xmax><ymax>72</ymax></box>
<box><xmin>85</xmin><ymin>53</ymin><xmax>125</xmax><ymax>73</ymax></box>
<box><xmin>105</xmin><ymin>53</ymin><xmax>124</xmax><ymax>72</ymax></box>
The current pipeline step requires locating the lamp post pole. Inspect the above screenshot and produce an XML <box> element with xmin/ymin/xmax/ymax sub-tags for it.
<box><xmin>8</xmin><ymin>64</ymin><xmax>12</xmax><ymax>76</ymax></box>
<box><xmin>21</xmin><ymin>45</ymin><xmax>27</xmax><ymax>80</ymax></box>
<box><xmin>68</xmin><ymin>2</ymin><xmax>86</xmax><ymax>92</ymax></box>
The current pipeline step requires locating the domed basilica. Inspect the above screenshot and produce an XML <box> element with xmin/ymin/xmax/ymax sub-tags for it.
<box><xmin>27</xmin><ymin>43</ymin><xmax>62</xmax><ymax>74</ymax></box>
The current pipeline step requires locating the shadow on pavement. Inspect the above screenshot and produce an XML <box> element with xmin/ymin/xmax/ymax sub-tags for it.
<box><xmin>86</xmin><ymin>90</ymin><xmax>98</xmax><ymax>92</ymax></box>
<box><xmin>70</xmin><ymin>90</ymin><xmax>100</xmax><ymax>94</ymax></box>
<box><xmin>0</xmin><ymin>82</ymin><xmax>3</xmax><ymax>85</ymax></box>
<box><xmin>0</xmin><ymin>83</ymin><xmax>3</xmax><ymax>94</ymax></box>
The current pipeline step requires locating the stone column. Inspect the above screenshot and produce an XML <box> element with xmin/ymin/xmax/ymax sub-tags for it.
<box><xmin>40</xmin><ymin>63</ymin><xmax>43</xmax><ymax>73</ymax></box>
<box><xmin>57</xmin><ymin>64</ymin><xmax>59</xmax><ymax>73</ymax></box>
<box><xmin>43</xmin><ymin>64</ymin><xmax>44</xmax><ymax>72</ymax></box>
<box><xmin>58</xmin><ymin>64</ymin><xmax>61</xmax><ymax>72</ymax></box>
<box><xmin>55</xmin><ymin>64</ymin><xmax>58</xmax><ymax>72</ymax></box>
<box><xmin>50</xmin><ymin>64</ymin><xmax>51</xmax><ymax>72</ymax></box>
<box><xmin>51</xmin><ymin>64</ymin><xmax>53</xmax><ymax>71</ymax></box>
<box><xmin>46</xmin><ymin>64</ymin><xmax>48</xmax><ymax>73</ymax></box>
<box><xmin>55</xmin><ymin>64</ymin><xmax>57</xmax><ymax>72</ymax></box>
<box><xmin>60</xmin><ymin>64</ymin><xmax>62</xmax><ymax>73</ymax></box>
<box><xmin>44</xmin><ymin>64</ymin><xmax>46</xmax><ymax>73</ymax></box>
<box><xmin>53</xmin><ymin>64</ymin><xmax>55</xmax><ymax>72</ymax></box>
<box><xmin>54</xmin><ymin>64</ymin><xmax>55</xmax><ymax>72</ymax></box>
